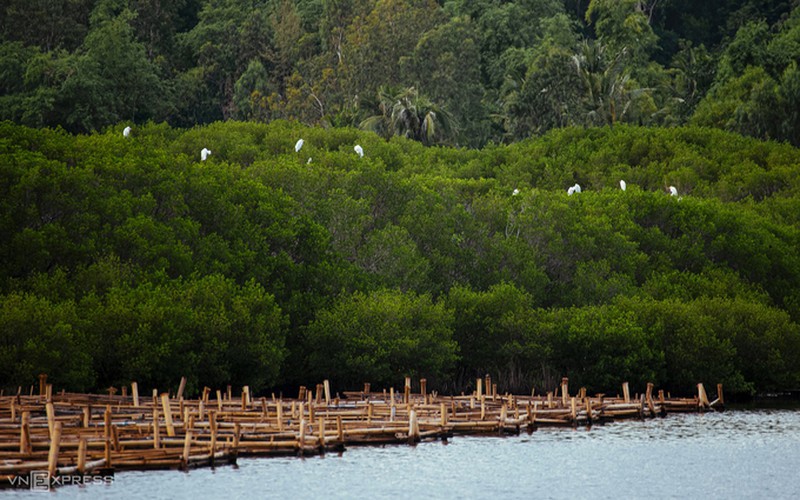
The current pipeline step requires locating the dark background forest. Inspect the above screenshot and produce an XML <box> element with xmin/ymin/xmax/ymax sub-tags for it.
<box><xmin>2</xmin><ymin>1</ymin><xmax>800</xmax><ymax>398</ymax></box>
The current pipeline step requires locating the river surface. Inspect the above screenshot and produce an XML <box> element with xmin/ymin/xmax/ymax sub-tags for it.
<box><xmin>7</xmin><ymin>407</ymin><xmax>800</xmax><ymax>499</ymax></box>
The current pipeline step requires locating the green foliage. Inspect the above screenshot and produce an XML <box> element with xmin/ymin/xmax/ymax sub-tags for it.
<box><xmin>3</xmin><ymin>94</ymin><xmax>800</xmax><ymax>396</ymax></box>
<box><xmin>3</xmin><ymin>0</ymin><xmax>800</xmax><ymax>142</ymax></box>
<box><xmin>304</xmin><ymin>289</ymin><xmax>457</xmax><ymax>389</ymax></box>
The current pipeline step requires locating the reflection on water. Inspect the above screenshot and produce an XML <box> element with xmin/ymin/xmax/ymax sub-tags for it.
<box><xmin>17</xmin><ymin>409</ymin><xmax>800</xmax><ymax>499</ymax></box>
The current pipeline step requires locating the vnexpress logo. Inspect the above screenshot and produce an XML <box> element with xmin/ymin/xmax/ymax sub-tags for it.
<box><xmin>6</xmin><ymin>470</ymin><xmax>114</xmax><ymax>490</ymax></box>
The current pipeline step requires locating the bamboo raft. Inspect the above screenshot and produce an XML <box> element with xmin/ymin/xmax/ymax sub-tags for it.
<box><xmin>0</xmin><ymin>375</ymin><xmax>724</xmax><ymax>489</ymax></box>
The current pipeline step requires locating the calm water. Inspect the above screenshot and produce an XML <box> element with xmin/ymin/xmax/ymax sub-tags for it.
<box><xmin>7</xmin><ymin>408</ymin><xmax>800</xmax><ymax>499</ymax></box>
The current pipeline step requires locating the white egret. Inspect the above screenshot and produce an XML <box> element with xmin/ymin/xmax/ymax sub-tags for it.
<box><xmin>295</xmin><ymin>138</ymin><xmax>304</xmax><ymax>152</ymax></box>
<box><xmin>307</xmin><ymin>157</ymin><xmax>312</xmax><ymax>164</ymax></box>
<box><xmin>123</xmin><ymin>126</ymin><xmax>131</xmax><ymax>137</ymax></box>
<box><xmin>573</xmin><ymin>183</ymin><xmax>581</xmax><ymax>193</ymax></box>
<box><xmin>620</xmin><ymin>180</ymin><xmax>627</xmax><ymax>191</ymax></box>
<box><xmin>669</xmin><ymin>185</ymin><xmax>678</xmax><ymax>197</ymax></box>
<box><xmin>354</xmin><ymin>144</ymin><xmax>364</xmax><ymax>158</ymax></box>
<box><xmin>201</xmin><ymin>148</ymin><xmax>211</xmax><ymax>161</ymax></box>
<box><xmin>567</xmin><ymin>186</ymin><xmax>575</xmax><ymax>196</ymax></box>
<box><xmin>512</xmin><ymin>188</ymin><xmax>520</xmax><ymax>196</ymax></box>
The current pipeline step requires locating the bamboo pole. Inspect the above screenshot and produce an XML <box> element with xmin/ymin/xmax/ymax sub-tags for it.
<box><xmin>161</xmin><ymin>394</ymin><xmax>175</xmax><ymax>437</ymax></box>
<box><xmin>103</xmin><ymin>407</ymin><xmax>112</xmax><ymax>466</ymax></box>
<box><xmin>77</xmin><ymin>437</ymin><xmax>87</xmax><ymax>474</ymax></box>
<box><xmin>46</xmin><ymin>401</ymin><xmax>55</xmax><ymax>438</ymax></box>
<box><xmin>697</xmin><ymin>383</ymin><xmax>710</xmax><ymax>408</ymax></box>
<box><xmin>622</xmin><ymin>382</ymin><xmax>630</xmax><ymax>404</ymax></box>
<box><xmin>153</xmin><ymin>403</ymin><xmax>160</xmax><ymax>449</ymax></box>
<box><xmin>561</xmin><ymin>378</ymin><xmax>569</xmax><ymax>407</ymax></box>
<box><xmin>47</xmin><ymin>421</ymin><xmax>62</xmax><ymax>481</ymax></box>
<box><xmin>19</xmin><ymin>411</ymin><xmax>30</xmax><ymax>454</ymax></box>
<box><xmin>182</xmin><ymin>429</ymin><xmax>192</xmax><ymax>466</ymax></box>
<box><xmin>209</xmin><ymin>411</ymin><xmax>217</xmax><ymax>457</ymax></box>
<box><xmin>408</xmin><ymin>410</ymin><xmax>420</xmax><ymax>443</ymax></box>
<box><xmin>132</xmin><ymin>382</ymin><xmax>140</xmax><ymax>407</ymax></box>
<box><xmin>324</xmin><ymin>380</ymin><xmax>331</xmax><ymax>406</ymax></box>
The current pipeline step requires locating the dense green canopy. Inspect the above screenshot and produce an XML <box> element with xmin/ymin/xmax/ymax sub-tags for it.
<box><xmin>2</xmin><ymin>120</ymin><xmax>799</xmax><ymax>396</ymax></box>
<box><xmin>3</xmin><ymin>1</ymin><xmax>800</xmax><ymax>147</ymax></box>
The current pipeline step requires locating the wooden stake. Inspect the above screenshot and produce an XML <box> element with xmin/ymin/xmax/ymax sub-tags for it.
<box><xmin>622</xmin><ymin>382</ymin><xmax>630</xmax><ymax>403</ymax></box>
<box><xmin>161</xmin><ymin>393</ymin><xmax>175</xmax><ymax>437</ymax></box>
<box><xmin>46</xmin><ymin>402</ymin><xmax>55</xmax><ymax>438</ymax></box>
<box><xmin>77</xmin><ymin>438</ymin><xmax>87</xmax><ymax>474</ymax></box>
<box><xmin>298</xmin><ymin>419</ymin><xmax>306</xmax><ymax>450</ymax></box>
<box><xmin>39</xmin><ymin>373</ymin><xmax>47</xmax><ymax>398</ymax></box>
<box><xmin>209</xmin><ymin>411</ymin><xmax>217</xmax><ymax>455</ymax></box>
<box><xmin>420</xmin><ymin>378</ymin><xmax>427</xmax><ymax>398</ymax></box>
<box><xmin>646</xmin><ymin>383</ymin><xmax>656</xmax><ymax>417</ymax></box>
<box><xmin>570</xmin><ymin>397</ymin><xmax>577</xmax><ymax>425</ymax></box>
<box><xmin>408</xmin><ymin>410</ymin><xmax>420</xmax><ymax>443</ymax></box>
<box><xmin>243</xmin><ymin>385</ymin><xmax>251</xmax><ymax>406</ymax></box>
<box><xmin>561</xmin><ymin>378</ymin><xmax>569</xmax><ymax>407</ymax></box>
<box><xmin>477</xmin><ymin>378</ymin><xmax>483</xmax><ymax>398</ymax></box>
<box><xmin>697</xmin><ymin>383</ymin><xmax>710</xmax><ymax>408</ymax></box>
<box><xmin>47</xmin><ymin>421</ymin><xmax>62</xmax><ymax>480</ymax></box>
<box><xmin>104</xmin><ymin>407</ymin><xmax>112</xmax><ymax>466</ymax></box>
<box><xmin>324</xmin><ymin>380</ymin><xmax>331</xmax><ymax>406</ymax></box>
<box><xmin>19</xmin><ymin>411</ymin><xmax>30</xmax><ymax>454</ymax></box>
<box><xmin>153</xmin><ymin>404</ymin><xmax>160</xmax><ymax>449</ymax></box>
<box><xmin>132</xmin><ymin>382</ymin><xmax>139</xmax><ymax>407</ymax></box>
<box><xmin>717</xmin><ymin>383</ymin><xmax>725</xmax><ymax>406</ymax></box>
<box><xmin>182</xmin><ymin>429</ymin><xmax>192</xmax><ymax>466</ymax></box>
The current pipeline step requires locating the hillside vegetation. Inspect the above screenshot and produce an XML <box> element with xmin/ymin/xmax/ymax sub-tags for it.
<box><xmin>2</xmin><ymin>120</ymin><xmax>800</xmax><ymax>396</ymax></box>
<box><xmin>2</xmin><ymin>1</ymin><xmax>800</xmax><ymax>147</ymax></box>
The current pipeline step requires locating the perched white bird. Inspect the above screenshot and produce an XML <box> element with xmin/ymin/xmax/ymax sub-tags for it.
<box><xmin>201</xmin><ymin>148</ymin><xmax>211</xmax><ymax>161</ymax></box>
<box><xmin>669</xmin><ymin>185</ymin><xmax>678</xmax><ymax>197</ymax></box>
<box><xmin>567</xmin><ymin>186</ymin><xmax>575</xmax><ymax>196</ymax></box>
<box><xmin>123</xmin><ymin>126</ymin><xmax>131</xmax><ymax>137</ymax></box>
<box><xmin>512</xmin><ymin>188</ymin><xmax>520</xmax><ymax>196</ymax></box>
<box><xmin>573</xmin><ymin>183</ymin><xmax>581</xmax><ymax>193</ymax></box>
<box><xmin>354</xmin><ymin>144</ymin><xmax>364</xmax><ymax>158</ymax></box>
<box><xmin>307</xmin><ymin>157</ymin><xmax>312</xmax><ymax>164</ymax></box>
<box><xmin>620</xmin><ymin>180</ymin><xmax>627</xmax><ymax>191</ymax></box>
<box><xmin>295</xmin><ymin>139</ymin><xmax>304</xmax><ymax>152</ymax></box>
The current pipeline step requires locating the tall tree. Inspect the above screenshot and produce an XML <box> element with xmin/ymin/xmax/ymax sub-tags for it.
<box><xmin>360</xmin><ymin>86</ymin><xmax>455</xmax><ymax>145</ymax></box>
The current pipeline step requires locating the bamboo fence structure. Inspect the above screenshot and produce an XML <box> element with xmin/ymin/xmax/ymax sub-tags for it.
<box><xmin>0</xmin><ymin>375</ymin><xmax>723</xmax><ymax>489</ymax></box>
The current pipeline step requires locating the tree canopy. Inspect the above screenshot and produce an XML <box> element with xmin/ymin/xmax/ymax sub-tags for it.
<box><xmin>2</xmin><ymin>120</ymin><xmax>800</xmax><ymax>396</ymax></box>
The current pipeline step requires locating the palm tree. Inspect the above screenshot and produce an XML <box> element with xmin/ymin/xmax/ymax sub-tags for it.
<box><xmin>572</xmin><ymin>40</ymin><xmax>651</xmax><ymax>126</ymax></box>
<box><xmin>360</xmin><ymin>86</ymin><xmax>455</xmax><ymax>145</ymax></box>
